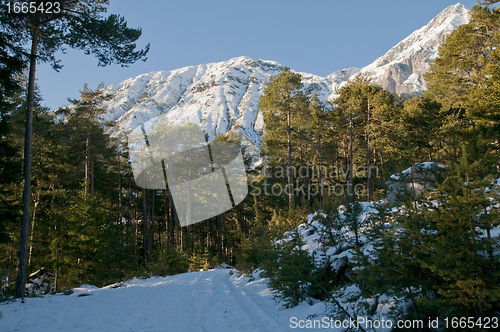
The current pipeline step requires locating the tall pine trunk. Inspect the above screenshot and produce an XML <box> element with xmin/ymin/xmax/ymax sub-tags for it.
<box><xmin>142</xmin><ymin>188</ymin><xmax>151</xmax><ymax>263</ymax></box>
<box><xmin>318</xmin><ymin>153</ymin><xmax>324</xmax><ymax>205</ymax></box>
<box><xmin>287</xmin><ymin>107</ymin><xmax>295</xmax><ymax>208</ymax></box>
<box><xmin>217</xmin><ymin>214</ymin><xmax>222</xmax><ymax>257</ymax></box>
<box><xmin>85</xmin><ymin>120</ymin><xmax>90</xmax><ymax>198</ymax></box>
<box><xmin>15</xmin><ymin>28</ymin><xmax>39</xmax><ymax>299</ymax></box>
<box><xmin>348</xmin><ymin>110</ymin><xmax>354</xmax><ymax>198</ymax></box>
<box><xmin>175</xmin><ymin>207</ymin><xmax>180</xmax><ymax>248</ymax></box>
<box><xmin>149</xmin><ymin>191</ymin><xmax>154</xmax><ymax>258</ymax></box>
<box><xmin>366</xmin><ymin>99</ymin><xmax>372</xmax><ymax>201</ymax></box>
<box><xmin>28</xmin><ymin>193</ymin><xmax>40</xmax><ymax>266</ymax></box>
<box><xmin>118</xmin><ymin>159</ymin><xmax>124</xmax><ymax>268</ymax></box>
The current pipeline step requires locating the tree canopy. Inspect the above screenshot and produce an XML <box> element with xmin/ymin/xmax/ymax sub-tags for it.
<box><xmin>1</xmin><ymin>0</ymin><xmax>149</xmax><ymax>298</ymax></box>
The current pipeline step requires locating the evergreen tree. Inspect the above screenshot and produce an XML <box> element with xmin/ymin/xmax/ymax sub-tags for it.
<box><xmin>149</xmin><ymin>247</ymin><xmax>189</xmax><ymax>277</ymax></box>
<box><xmin>0</xmin><ymin>33</ymin><xmax>24</xmax><ymax>297</ymax></box>
<box><xmin>397</xmin><ymin>96</ymin><xmax>443</xmax><ymax>165</ymax></box>
<box><xmin>235</xmin><ymin>196</ymin><xmax>272</xmax><ymax>272</ymax></box>
<box><xmin>352</xmin><ymin>200</ymin><xmax>434</xmax><ymax>324</ymax></box>
<box><xmin>189</xmin><ymin>248</ymin><xmax>210</xmax><ymax>272</ymax></box>
<box><xmin>307</xmin><ymin>93</ymin><xmax>334</xmax><ymax>206</ymax></box>
<box><xmin>331</xmin><ymin>74</ymin><xmax>396</xmax><ymax>201</ymax></box>
<box><xmin>1</xmin><ymin>79</ymin><xmax>138</xmax><ymax>294</ymax></box>
<box><xmin>62</xmin><ymin>83</ymin><xmax>114</xmax><ymax>199</ymax></box>
<box><xmin>259</xmin><ymin>67</ymin><xmax>308</xmax><ymax>209</ymax></box>
<box><xmin>354</xmin><ymin>146</ymin><xmax>500</xmax><ymax>324</ymax></box>
<box><xmin>1</xmin><ymin>0</ymin><xmax>150</xmax><ymax>298</ymax></box>
<box><xmin>421</xmin><ymin>147</ymin><xmax>500</xmax><ymax>318</ymax></box>
<box><xmin>0</xmin><ymin>31</ymin><xmax>24</xmax><ymax>243</ymax></box>
<box><xmin>269</xmin><ymin>228</ymin><xmax>314</xmax><ymax>308</ymax></box>
<box><xmin>425</xmin><ymin>3</ymin><xmax>500</xmax><ymax>166</ymax></box>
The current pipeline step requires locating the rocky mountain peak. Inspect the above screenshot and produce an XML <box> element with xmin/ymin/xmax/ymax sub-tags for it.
<box><xmin>100</xmin><ymin>3</ymin><xmax>471</xmax><ymax>150</ymax></box>
<box><xmin>359</xmin><ymin>3</ymin><xmax>470</xmax><ymax>96</ymax></box>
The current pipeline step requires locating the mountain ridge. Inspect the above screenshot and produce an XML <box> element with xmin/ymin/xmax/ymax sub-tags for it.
<box><xmin>100</xmin><ymin>3</ymin><xmax>470</xmax><ymax>148</ymax></box>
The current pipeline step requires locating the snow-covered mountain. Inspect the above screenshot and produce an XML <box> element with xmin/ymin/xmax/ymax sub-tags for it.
<box><xmin>101</xmin><ymin>3</ymin><xmax>470</xmax><ymax>148</ymax></box>
<box><xmin>359</xmin><ymin>3</ymin><xmax>470</xmax><ymax>95</ymax></box>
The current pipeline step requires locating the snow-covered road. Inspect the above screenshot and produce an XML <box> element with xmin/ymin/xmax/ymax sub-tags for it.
<box><xmin>1</xmin><ymin>269</ymin><xmax>326</xmax><ymax>331</ymax></box>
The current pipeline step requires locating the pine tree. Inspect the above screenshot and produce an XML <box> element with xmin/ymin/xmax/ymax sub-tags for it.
<box><xmin>352</xmin><ymin>200</ymin><xmax>434</xmax><ymax>324</ymax></box>
<box><xmin>259</xmin><ymin>67</ymin><xmax>308</xmax><ymax>209</ymax></box>
<box><xmin>150</xmin><ymin>247</ymin><xmax>188</xmax><ymax>276</ymax></box>
<box><xmin>4</xmin><ymin>80</ymin><xmax>133</xmax><ymax>293</ymax></box>
<box><xmin>189</xmin><ymin>249</ymin><xmax>208</xmax><ymax>272</ymax></box>
<box><xmin>397</xmin><ymin>96</ymin><xmax>443</xmax><ymax>165</ymax></box>
<box><xmin>269</xmin><ymin>228</ymin><xmax>314</xmax><ymax>308</ymax></box>
<box><xmin>307</xmin><ymin>93</ymin><xmax>334</xmax><ymax>206</ymax></box>
<box><xmin>420</xmin><ymin>147</ymin><xmax>500</xmax><ymax>318</ymax></box>
<box><xmin>354</xmin><ymin>146</ymin><xmax>500</xmax><ymax>323</ymax></box>
<box><xmin>2</xmin><ymin>0</ymin><xmax>149</xmax><ymax>298</ymax></box>
<box><xmin>235</xmin><ymin>195</ymin><xmax>271</xmax><ymax>273</ymax></box>
<box><xmin>332</xmin><ymin>74</ymin><xmax>396</xmax><ymax>201</ymax></box>
<box><xmin>425</xmin><ymin>3</ymin><xmax>500</xmax><ymax>164</ymax></box>
<box><xmin>0</xmin><ymin>33</ymin><xmax>25</xmax><ymax>299</ymax></box>
<box><xmin>0</xmin><ymin>32</ymin><xmax>24</xmax><ymax>244</ymax></box>
<box><xmin>62</xmin><ymin>83</ymin><xmax>114</xmax><ymax>199</ymax></box>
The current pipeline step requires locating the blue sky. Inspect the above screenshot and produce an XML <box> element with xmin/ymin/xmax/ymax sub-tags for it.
<box><xmin>36</xmin><ymin>0</ymin><xmax>478</xmax><ymax>110</ymax></box>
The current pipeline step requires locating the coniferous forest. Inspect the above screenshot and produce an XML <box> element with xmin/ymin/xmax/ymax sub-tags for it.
<box><xmin>2</xmin><ymin>1</ymin><xmax>500</xmax><ymax>330</ymax></box>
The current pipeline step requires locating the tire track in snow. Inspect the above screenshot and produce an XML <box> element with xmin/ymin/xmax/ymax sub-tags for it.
<box><xmin>0</xmin><ymin>269</ymin><xmax>296</xmax><ymax>332</ymax></box>
<box><xmin>201</xmin><ymin>270</ymin><xmax>263</xmax><ymax>332</ymax></box>
<box><xmin>187</xmin><ymin>273</ymin><xmax>211</xmax><ymax>332</ymax></box>
<box><xmin>221</xmin><ymin>271</ymin><xmax>286</xmax><ymax>332</ymax></box>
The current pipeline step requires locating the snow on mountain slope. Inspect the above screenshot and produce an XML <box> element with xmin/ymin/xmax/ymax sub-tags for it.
<box><xmin>0</xmin><ymin>269</ymin><xmax>325</xmax><ymax>332</ymax></box>
<box><xmin>359</xmin><ymin>3</ymin><xmax>470</xmax><ymax>96</ymax></box>
<box><xmin>102</xmin><ymin>57</ymin><xmax>284</xmax><ymax>148</ymax></box>
<box><xmin>100</xmin><ymin>3</ymin><xmax>470</xmax><ymax>149</ymax></box>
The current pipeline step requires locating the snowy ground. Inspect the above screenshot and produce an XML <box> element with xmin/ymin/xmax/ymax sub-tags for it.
<box><xmin>0</xmin><ymin>268</ymin><xmax>327</xmax><ymax>332</ymax></box>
